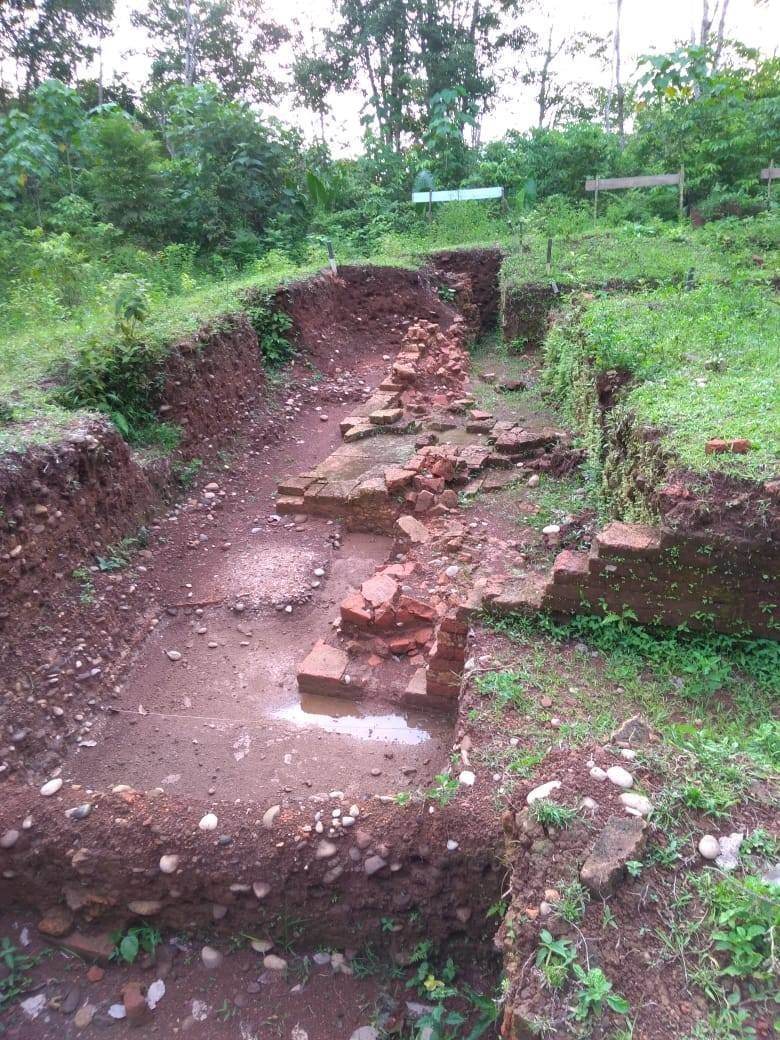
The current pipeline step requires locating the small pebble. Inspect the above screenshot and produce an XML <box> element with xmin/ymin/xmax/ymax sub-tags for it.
<box><xmin>698</xmin><ymin>834</ymin><xmax>720</xmax><ymax>860</ymax></box>
<box><xmin>198</xmin><ymin>813</ymin><xmax>218</xmax><ymax>831</ymax></box>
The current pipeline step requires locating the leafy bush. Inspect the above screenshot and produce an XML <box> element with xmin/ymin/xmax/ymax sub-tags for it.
<box><xmin>245</xmin><ymin>293</ymin><xmax>294</xmax><ymax>367</ymax></box>
<box><xmin>572</xmin><ymin>965</ymin><xmax>630</xmax><ymax>1020</ymax></box>
<box><xmin>708</xmin><ymin>874</ymin><xmax>778</xmax><ymax>981</ymax></box>
<box><xmin>56</xmin><ymin>331</ymin><xmax>165</xmax><ymax>441</ymax></box>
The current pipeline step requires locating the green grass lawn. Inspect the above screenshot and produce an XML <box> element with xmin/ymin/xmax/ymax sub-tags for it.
<box><xmin>502</xmin><ymin>213</ymin><xmax>779</xmax><ymax>291</ymax></box>
<box><xmin>544</xmin><ymin>281</ymin><xmax>780</xmax><ymax>481</ymax></box>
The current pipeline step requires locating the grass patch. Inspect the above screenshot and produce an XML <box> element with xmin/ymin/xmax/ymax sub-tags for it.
<box><xmin>490</xmin><ymin>610</ymin><xmax>780</xmax><ymax>705</ymax></box>
<box><xmin>531</xmin><ymin>799</ymin><xmax>577</xmax><ymax>830</ymax></box>
<box><xmin>523</xmin><ymin>472</ymin><xmax>600</xmax><ymax>532</ymax></box>
<box><xmin>544</xmin><ymin>281</ymin><xmax>779</xmax><ymax>484</ymax></box>
<box><xmin>501</xmin><ymin>215</ymin><xmax>779</xmax><ymax>293</ymax></box>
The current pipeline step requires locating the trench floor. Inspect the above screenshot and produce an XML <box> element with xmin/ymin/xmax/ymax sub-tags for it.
<box><xmin>64</xmin><ymin>355</ymin><xmax>453</xmax><ymax>803</ymax></box>
<box><xmin>0</xmin><ymin>907</ymin><xmax>498</xmax><ymax>1040</ymax></box>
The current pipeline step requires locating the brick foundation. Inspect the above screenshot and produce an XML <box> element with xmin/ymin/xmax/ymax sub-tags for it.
<box><xmin>538</xmin><ymin>521</ymin><xmax>779</xmax><ymax>638</ymax></box>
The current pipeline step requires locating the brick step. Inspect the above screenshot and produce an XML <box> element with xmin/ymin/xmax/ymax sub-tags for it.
<box><xmin>594</xmin><ymin>522</ymin><xmax>663</xmax><ymax>561</ymax></box>
<box><xmin>296</xmin><ymin>640</ymin><xmax>360</xmax><ymax>699</ymax></box>
<box><xmin>275</xmin><ymin>495</ymin><xmax>305</xmax><ymax>514</ymax></box>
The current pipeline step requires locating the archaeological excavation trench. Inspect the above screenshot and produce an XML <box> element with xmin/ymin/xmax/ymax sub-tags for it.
<box><xmin>0</xmin><ymin>248</ymin><xmax>777</xmax><ymax>1037</ymax></box>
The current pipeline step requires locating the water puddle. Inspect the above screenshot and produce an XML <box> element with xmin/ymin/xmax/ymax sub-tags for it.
<box><xmin>272</xmin><ymin>693</ymin><xmax>433</xmax><ymax>745</ymax></box>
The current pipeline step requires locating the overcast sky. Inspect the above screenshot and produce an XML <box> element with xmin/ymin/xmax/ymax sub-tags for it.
<box><xmin>99</xmin><ymin>0</ymin><xmax>778</xmax><ymax>153</ymax></box>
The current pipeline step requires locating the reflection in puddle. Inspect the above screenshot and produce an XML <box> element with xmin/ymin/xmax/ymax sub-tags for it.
<box><xmin>273</xmin><ymin>693</ymin><xmax>432</xmax><ymax>745</ymax></box>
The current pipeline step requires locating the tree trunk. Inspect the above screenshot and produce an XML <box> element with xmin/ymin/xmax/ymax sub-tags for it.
<box><xmin>700</xmin><ymin>0</ymin><xmax>712</xmax><ymax>44</ymax></box>
<box><xmin>537</xmin><ymin>28</ymin><xmax>553</xmax><ymax>128</ymax></box>
<box><xmin>712</xmin><ymin>0</ymin><xmax>730</xmax><ymax>67</ymax></box>
<box><xmin>184</xmin><ymin>0</ymin><xmax>197</xmax><ymax>86</ymax></box>
<box><xmin>615</xmin><ymin>0</ymin><xmax>624</xmax><ymax>145</ymax></box>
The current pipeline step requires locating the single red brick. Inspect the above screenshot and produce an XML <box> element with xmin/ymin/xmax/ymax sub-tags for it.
<box><xmin>297</xmin><ymin>640</ymin><xmax>348</xmax><ymax>694</ymax></box>
<box><xmin>552</xmin><ymin>549</ymin><xmax>589</xmax><ymax>585</ymax></box>
<box><xmin>388</xmin><ymin>635</ymin><xmax>416</xmax><ymax>653</ymax></box>
<box><xmin>705</xmin><ymin>438</ymin><xmax>728</xmax><ymax>454</ymax></box>
<box><xmin>398</xmin><ymin>596</ymin><xmax>436</xmax><ymax>622</ymax></box>
<box><xmin>384</xmin><ymin>466</ymin><xmax>414</xmax><ymax>491</ymax></box>
<box><xmin>121</xmin><ymin>981</ymin><xmax>149</xmax><ymax>1028</ymax></box>
<box><xmin>361</xmin><ymin>572</ymin><xmax>399</xmax><ymax>609</ymax></box>
<box><xmin>373</xmin><ymin>603</ymin><xmax>397</xmax><ymax>629</ymax></box>
<box><xmin>340</xmin><ymin>593</ymin><xmax>372</xmax><ymax>627</ymax></box>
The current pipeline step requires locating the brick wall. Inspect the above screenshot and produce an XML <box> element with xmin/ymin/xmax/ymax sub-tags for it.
<box><xmin>542</xmin><ymin>521</ymin><xmax>779</xmax><ymax>639</ymax></box>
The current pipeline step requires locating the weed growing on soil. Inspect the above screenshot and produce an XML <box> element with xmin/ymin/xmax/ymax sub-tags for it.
<box><xmin>111</xmin><ymin>923</ymin><xmax>162</xmax><ymax>963</ymax></box>
<box><xmin>554</xmin><ymin>879</ymin><xmax>590</xmax><ymax>925</ymax></box>
<box><xmin>572</xmin><ymin>965</ymin><xmax>630</xmax><ymax>1021</ymax></box>
<box><xmin>96</xmin><ymin>527</ymin><xmax>149</xmax><ymax>572</ymax></box>
<box><xmin>535</xmin><ymin>930</ymin><xmax>576</xmax><ymax>990</ymax></box>
<box><xmin>522</xmin><ymin>473</ymin><xmax>600</xmax><ymax>533</ymax></box>
<box><xmin>474</xmin><ymin>670</ymin><xmax>535</xmax><ymax>713</ymax></box>
<box><xmin>0</xmin><ymin>938</ymin><xmax>47</xmax><ymax>1011</ymax></box>
<box><xmin>71</xmin><ymin>565</ymin><xmax>95</xmax><ymax>604</ymax></box>
<box><xmin>531</xmin><ymin>799</ymin><xmax>577</xmax><ymax>830</ymax></box>
<box><xmin>651</xmin><ymin>866</ymin><xmax>779</xmax><ymax>1034</ymax></box>
<box><xmin>403</xmin><ymin>941</ymin><xmax>500</xmax><ymax>1040</ymax></box>
<box><xmin>425</xmin><ymin>771</ymin><xmax>460</xmax><ymax>807</ymax></box>
<box><xmin>173</xmin><ymin>457</ymin><xmax>203</xmax><ymax>487</ymax></box>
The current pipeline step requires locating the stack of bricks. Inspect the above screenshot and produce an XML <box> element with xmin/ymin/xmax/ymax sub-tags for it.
<box><xmin>542</xmin><ymin>521</ymin><xmax>779</xmax><ymax>639</ymax></box>
<box><xmin>339</xmin><ymin>564</ymin><xmax>437</xmax><ymax>656</ymax></box>
<box><xmin>425</xmin><ymin>609</ymin><xmax>470</xmax><ymax>706</ymax></box>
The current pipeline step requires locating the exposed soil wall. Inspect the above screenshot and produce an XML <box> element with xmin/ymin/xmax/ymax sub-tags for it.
<box><xmin>0</xmin><ymin>420</ymin><xmax>157</xmax><ymax>633</ymax></box>
<box><xmin>0</xmin><ymin>786</ymin><xmax>503</xmax><ymax>949</ymax></box>
<box><xmin>156</xmin><ymin>312</ymin><xmax>265</xmax><ymax>455</ymax></box>
<box><xmin>272</xmin><ymin>264</ymin><xmax>460</xmax><ymax>368</ymax></box>
<box><xmin>501</xmin><ymin>282</ymin><xmax>565</xmax><ymax>349</ymax></box>
<box><xmin>429</xmin><ymin>247</ymin><xmax>504</xmax><ymax>333</ymax></box>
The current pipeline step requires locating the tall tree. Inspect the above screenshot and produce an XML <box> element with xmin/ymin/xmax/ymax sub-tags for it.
<box><xmin>603</xmin><ymin>0</ymin><xmax>625</xmax><ymax>141</ymax></box>
<box><xmin>523</xmin><ymin>26</ymin><xmax>608</xmax><ymax>129</ymax></box>
<box><xmin>292</xmin><ymin>0</ymin><xmax>529</xmax><ymax>153</ymax></box>
<box><xmin>132</xmin><ymin>0</ymin><xmax>289</xmax><ymax>104</ymax></box>
<box><xmin>699</xmin><ymin>0</ymin><xmax>731</xmax><ymax>67</ymax></box>
<box><xmin>0</xmin><ymin>0</ymin><xmax>114</xmax><ymax>100</ymax></box>
<box><xmin>416</xmin><ymin>0</ymin><xmax>528</xmax><ymax>146</ymax></box>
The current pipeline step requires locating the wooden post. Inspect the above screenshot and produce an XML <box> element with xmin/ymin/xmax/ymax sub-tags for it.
<box><xmin>678</xmin><ymin>166</ymin><xmax>685</xmax><ymax>220</ymax></box>
<box><xmin>593</xmin><ymin>176</ymin><xmax>599</xmax><ymax>222</ymax></box>
<box><xmin>769</xmin><ymin>160</ymin><xmax>775</xmax><ymax>209</ymax></box>
<box><xmin>427</xmin><ymin>189</ymin><xmax>433</xmax><ymax>223</ymax></box>
<box><xmin>546</xmin><ymin>237</ymin><xmax>553</xmax><ymax>276</ymax></box>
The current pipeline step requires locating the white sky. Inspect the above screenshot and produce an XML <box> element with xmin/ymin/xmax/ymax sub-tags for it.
<box><xmin>95</xmin><ymin>0</ymin><xmax>779</xmax><ymax>154</ymax></box>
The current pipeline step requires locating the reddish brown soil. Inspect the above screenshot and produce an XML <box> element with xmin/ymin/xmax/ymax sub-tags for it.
<box><xmin>0</xmin><ymin>908</ymin><xmax>500</xmax><ymax>1040</ymax></box>
<box><xmin>1</xmin><ymin>250</ymin><xmax>776</xmax><ymax>1040</ymax></box>
<box><xmin>274</xmin><ymin>265</ymin><xmax>459</xmax><ymax>370</ymax></box>
<box><xmin>657</xmin><ymin>467</ymin><xmax>780</xmax><ymax>545</ymax></box>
